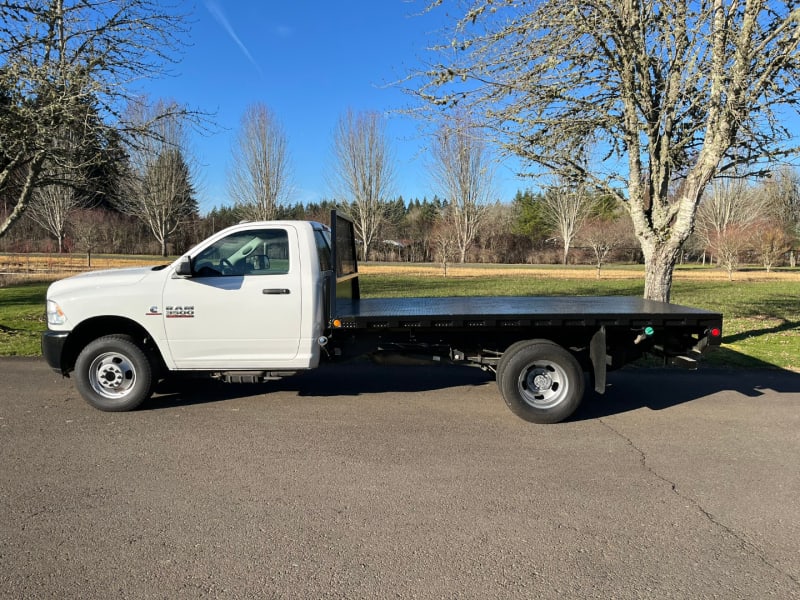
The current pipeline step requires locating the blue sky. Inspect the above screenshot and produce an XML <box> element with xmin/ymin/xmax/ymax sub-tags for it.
<box><xmin>141</xmin><ymin>1</ymin><xmax>530</xmax><ymax>214</ymax></box>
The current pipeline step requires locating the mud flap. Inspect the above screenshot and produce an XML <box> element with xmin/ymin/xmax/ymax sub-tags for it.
<box><xmin>590</xmin><ymin>326</ymin><xmax>607</xmax><ymax>394</ymax></box>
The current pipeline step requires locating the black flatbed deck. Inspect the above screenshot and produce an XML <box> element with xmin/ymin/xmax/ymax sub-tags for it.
<box><xmin>333</xmin><ymin>296</ymin><xmax>723</xmax><ymax>331</ymax></box>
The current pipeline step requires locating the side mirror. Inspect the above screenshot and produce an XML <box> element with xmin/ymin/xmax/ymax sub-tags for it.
<box><xmin>174</xmin><ymin>256</ymin><xmax>193</xmax><ymax>277</ymax></box>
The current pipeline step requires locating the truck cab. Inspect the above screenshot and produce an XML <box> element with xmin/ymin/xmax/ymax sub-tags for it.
<box><xmin>163</xmin><ymin>221</ymin><xmax>331</xmax><ymax>371</ymax></box>
<box><xmin>42</xmin><ymin>220</ymin><xmax>333</xmax><ymax>410</ymax></box>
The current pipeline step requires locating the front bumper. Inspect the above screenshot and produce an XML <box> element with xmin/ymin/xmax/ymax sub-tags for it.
<box><xmin>41</xmin><ymin>330</ymin><xmax>70</xmax><ymax>374</ymax></box>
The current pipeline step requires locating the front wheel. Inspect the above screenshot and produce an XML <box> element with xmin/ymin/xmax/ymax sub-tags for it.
<box><xmin>497</xmin><ymin>340</ymin><xmax>585</xmax><ymax>424</ymax></box>
<box><xmin>74</xmin><ymin>335</ymin><xmax>154</xmax><ymax>412</ymax></box>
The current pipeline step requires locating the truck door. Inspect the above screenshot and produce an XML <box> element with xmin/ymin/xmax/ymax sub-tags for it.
<box><xmin>162</xmin><ymin>226</ymin><xmax>302</xmax><ymax>369</ymax></box>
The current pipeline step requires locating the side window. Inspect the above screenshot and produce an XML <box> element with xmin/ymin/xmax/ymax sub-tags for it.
<box><xmin>192</xmin><ymin>229</ymin><xmax>290</xmax><ymax>277</ymax></box>
<box><xmin>315</xmin><ymin>229</ymin><xmax>332</xmax><ymax>272</ymax></box>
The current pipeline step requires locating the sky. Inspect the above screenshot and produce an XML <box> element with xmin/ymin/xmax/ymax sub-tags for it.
<box><xmin>140</xmin><ymin>1</ymin><xmax>531</xmax><ymax>215</ymax></box>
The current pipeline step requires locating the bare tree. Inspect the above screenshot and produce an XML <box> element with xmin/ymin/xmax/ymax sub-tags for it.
<box><xmin>228</xmin><ymin>103</ymin><xmax>292</xmax><ymax>221</ymax></box>
<box><xmin>25</xmin><ymin>126</ymin><xmax>92</xmax><ymax>252</ymax></box>
<box><xmin>416</xmin><ymin>1</ymin><xmax>800</xmax><ymax>301</ymax></box>
<box><xmin>696</xmin><ymin>179</ymin><xmax>761</xmax><ymax>261</ymax></box>
<box><xmin>27</xmin><ymin>180</ymin><xmax>85</xmax><ymax>253</ymax></box>
<box><xmin>70</xmin><ymin>209</ymin><xmax>108</xmax><ymax>267</ymax></box>
<box><xmin>708</xmin><ymin>225</ymin><xmax>750</xmax><ymax>281</ymax></box>
<box><xmin>696</xmin><ymin>179</ymin><xmax>768</xmax><ymax>276</ymax></box>
<box><xmin>748</xmin><ymin>219</ymin><xmax>793</xmax><ymax>272</ymax></box>
<box><xmin>577</xmin><ymin>215</ymin><xmax>635</xmax><ymax>278</ymax></box>
<box><xmin>430</xmin><ymin>210</ymin><xmax>459</xmax><ymax>276</ymax></box>
<box><xmin>0</xmin><ymin>0</ymin><xmax>197</xmax><ymax>239</ymax></box>
<box><xmin>330</xmin><ymin>109</ymin><xmax>396</xmax><ymax>260</ymax></box>
<box><xmin>758</xmin><ymin>166</ymin><xmax>800</xmax><ymax>266</ymax></box>
<box><xmin>762</xmin><ymin>167</ymin><xmax>800</xmax><ymax>227</ymax></box>
<box><xmin>429</xmin><ymin>116</ymin><xmax>493</xmax><ymax>263</ymax></box>
<box><xmin>539</xmin><ymin>181</ymin><xmax>594</xmax><ymax>265</ymax></box>
<box><xmin>479</xmin><ymin>201</ymin><xmax>517</xmax><ymax>262</ymax></box>
<box><xmin>118</xmin><ymin>99</ymin><xmax>197</xmax><ymax>257</ymax></box>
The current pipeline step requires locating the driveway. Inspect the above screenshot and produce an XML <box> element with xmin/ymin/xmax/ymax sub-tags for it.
<box><xmin>1</xmin><ymin>358</ymin><xmax>798</xmax><ymax>598</ymax></box>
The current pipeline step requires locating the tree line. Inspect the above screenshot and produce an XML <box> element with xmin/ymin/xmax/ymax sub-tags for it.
<box><xmin>3</xmin><ymin>168</ymin><xmax>797</xmax><ymax>277</ymax></box>
<box><xmin>2</xmin><ymin>1</ymin><xmax>800</xmax><ymax>301</ymax></box>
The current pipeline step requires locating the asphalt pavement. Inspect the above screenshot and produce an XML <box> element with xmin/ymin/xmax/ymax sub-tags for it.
<box><xmin>1</xmin><ymin>357</ymin><xmax>799</xmax><ymax>599</ymax></box>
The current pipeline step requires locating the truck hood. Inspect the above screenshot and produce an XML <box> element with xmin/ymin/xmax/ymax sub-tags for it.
<box><xmin>47</xmin><ymin>266</ymin><xmax>165</xmax><ymax>298</ymax></box>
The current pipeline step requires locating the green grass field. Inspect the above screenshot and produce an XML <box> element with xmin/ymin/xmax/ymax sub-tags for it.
<box><xmin>1</xmin><ymin>268</ymin><xmax>798</xmax><ymax>369</ymax></box>
<box><xmin>0</xmin><ymin>283</ymin><xmax>49</xmax><ymax>356</ymax></box>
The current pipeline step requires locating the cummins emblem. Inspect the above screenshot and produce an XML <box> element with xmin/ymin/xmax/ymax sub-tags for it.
<box><xmin>166</xmin><ymin>305</ymin><xmax>195</xmax><ymax>318</ymax></box>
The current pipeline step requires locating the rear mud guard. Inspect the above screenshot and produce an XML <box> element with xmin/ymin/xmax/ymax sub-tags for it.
<box><xmin>590</xmin><ymin>326</ymin><xmax>607</xmax><ymax>394</ymax></box>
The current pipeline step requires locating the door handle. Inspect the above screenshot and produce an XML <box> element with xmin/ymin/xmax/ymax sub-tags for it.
<box><xmin>263</xmin><ymin>288</ymin><xmax>291</xmax><ymax>295</ymax></box>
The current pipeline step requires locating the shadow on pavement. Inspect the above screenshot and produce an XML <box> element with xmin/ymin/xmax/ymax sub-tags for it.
<box><xmin>146</xmin><ymin>362</ymin><xmax>494</xmax><ymax>410</ymax></box>
<box><xmin>147</xmin><ymin>361</ymin><xmax>800</xmax><ymax>419</ymax></box>
<box><xmin>574</xmin><ymin>366</ymin><xmax>800</xmax><ymax>421</ymax></box>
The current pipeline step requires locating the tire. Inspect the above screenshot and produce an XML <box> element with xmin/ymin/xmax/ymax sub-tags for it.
<box><xmin>495</xmin><ymin>340</ymin><xmax>534</xmax><ymax>383</ymax></box>
<box><xmin>497</xmin><ymin>340</ymin><xmax>585</xmax><ymax>424</ymax></box>
<box><xmin>74</xmin><ymin>335</ymin><xmax>154</xmax><ymax>412</ymax></box>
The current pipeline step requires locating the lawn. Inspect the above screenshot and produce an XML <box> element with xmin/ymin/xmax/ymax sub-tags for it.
<box><xmin>0</xmin><ymin>282</ymin><xmax>49</xmax><ymax>356</ymax></box>
<box><xmin>1</xmin><ymin>265</ymin><xmax>798</xmax><ymax>370</ymax></box>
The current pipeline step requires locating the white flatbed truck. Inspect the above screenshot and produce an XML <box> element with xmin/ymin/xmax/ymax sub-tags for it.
<box><xmin>42</xmin><ymin>212</ymin><xmax>723</xmax><ymax>423</ymax></box>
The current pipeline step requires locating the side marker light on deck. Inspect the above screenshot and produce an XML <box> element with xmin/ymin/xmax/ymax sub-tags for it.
<box><xmin>710</xmin><ymin>327</ymin><xmax>721</xmax><ymax>337</ymax></box>
<box><xmin>333</xmin><ymin>319</ymin><xmax>342</xmax><ymax>328</ymax></box>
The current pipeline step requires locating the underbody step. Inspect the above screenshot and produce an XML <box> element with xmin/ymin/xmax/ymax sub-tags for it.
<box><xmin>215</xmin><ymin>371</ymin><xmax>295</xmax><ymax>384</ymax></box>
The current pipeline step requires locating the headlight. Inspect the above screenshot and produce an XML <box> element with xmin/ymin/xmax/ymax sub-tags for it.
<box><xmin>46</xmin><ymin>300</ymin><xmax>67</xmax><ymax>325</ymax></box>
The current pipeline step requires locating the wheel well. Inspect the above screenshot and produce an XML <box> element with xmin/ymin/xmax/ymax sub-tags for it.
<box><xmin>62</xmin><ymin>317</ymin><xmax>165</xmax><ymax>375</ymax></box>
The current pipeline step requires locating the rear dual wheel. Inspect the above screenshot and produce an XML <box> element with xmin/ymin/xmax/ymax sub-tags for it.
<box><xmin>497</xmin><ymin>340</ymin><xmax>584</xmax><ymax>424</ymax></box>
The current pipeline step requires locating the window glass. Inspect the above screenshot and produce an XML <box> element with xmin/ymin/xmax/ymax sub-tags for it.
<box><xmin>315</xmin><ymin>229</ymin><xmax>332</xmax><ymax>272</ymax></box>
<box><xmin>192</xmin><ymin>229</ymin><xmax>290</xmax><ymax>276</ymax></box>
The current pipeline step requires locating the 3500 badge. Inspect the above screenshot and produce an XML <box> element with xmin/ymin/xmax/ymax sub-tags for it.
<box><xmin>165</xmin><ymin>305</ymin><xmax>195</xmax><ymax>318</ymax></box>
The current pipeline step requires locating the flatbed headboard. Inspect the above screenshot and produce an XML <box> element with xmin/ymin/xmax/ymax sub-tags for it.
<box><xmin>330</xmin><ymin>210</ymin><xmax>361</xmax><ymax>306</ymax></box>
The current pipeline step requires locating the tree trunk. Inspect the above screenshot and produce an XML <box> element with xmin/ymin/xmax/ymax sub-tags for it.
<box><xmin>643</xmin><ymin>243</ymin><xmax>680</xmax><ymax>302</ymax></box>
<box><xmin>0</xmin><ymin>154</ymin><xmax>45</xmax><ymax>239</ymax></box>
<box><xmin>632</xmin><ymin>178</ymin><xmax>706</xmax><ymax>303</ymax></box>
